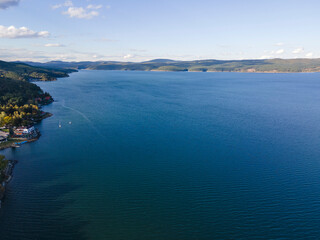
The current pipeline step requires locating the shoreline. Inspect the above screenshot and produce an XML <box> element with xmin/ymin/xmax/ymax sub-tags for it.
<box><xmin>84</xmin><ymin>68</ymin><xmax>320</xmax><ymax>74</ymax></box>
<box><xmin>0</xmin><ymin>112</ymin><xmax>52</xmax><ymax>206</ymax></box>
<box><xmin>0</xmin><ymin>136</ymin><xmax>41</xmax><ymax>151</ymax></box>
<box><xmin>0</xmin><ymin>83</ymin><xmax>58</xmax><ymax>207</ymax></box>
<box><xmin>0</xmin><ymin>160</ymin><xmax>18</xmax><ymax>207</ymax></box>
<box><xmin>0</xmin><ymin>112</ymin><xmax>53</xmax><ymax>151</ymax></box>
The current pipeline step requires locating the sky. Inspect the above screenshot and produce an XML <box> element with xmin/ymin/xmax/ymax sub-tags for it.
<box><xmin>0</xmin><ymin>0</ymin><xmax>320</xmax><ymax>62</ymax></box>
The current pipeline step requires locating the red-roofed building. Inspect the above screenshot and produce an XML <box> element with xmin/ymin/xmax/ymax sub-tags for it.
<box><xmin>14</xmin><ymin>126</ymin><xmax>35</xmax><ymax>136</ymax></box>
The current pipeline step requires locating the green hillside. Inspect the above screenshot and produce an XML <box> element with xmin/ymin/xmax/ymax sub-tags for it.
<box><xmin>26</xmin><ymin>58</ymin><xmax>320</xmax><ymax>73</ymax></box>
<box><xmin>0</xmin><ymin>60</ymin><xmax>73</xmax><ymax>127</ymax></box>
<box><xmin>0</xmin><ymin>60</ymin><xmax>74</xmax><ymax>81</ymax></box>
<box><xmin>0</xmin><ymin>77</ymin><xmax>44</xmax><ymax>105</ymax></box>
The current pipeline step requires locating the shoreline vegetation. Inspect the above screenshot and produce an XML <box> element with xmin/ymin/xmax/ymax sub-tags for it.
<box><xmin>0</xmin><ymin>60</ymin><xmax>73</xmax><ymax>141</ymax></box>
<box><xmin>24</xmin><ymin>58</ymin><xmax>320</xmax><ymax>73</ymax></box>
<box><xmin>0</xmin><ymin>154</ymin><xmax>17</xmax><ymax>205</ymax></box>
<box><xmin>0</xmin><ymin>61</ymin><xmax>74</xmax><ymax>205</ymax></box>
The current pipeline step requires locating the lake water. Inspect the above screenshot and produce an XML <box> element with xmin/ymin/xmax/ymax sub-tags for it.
<box><xmin>1</xmin><ymin>71</ymin><xmax>320</xmax><ymax>239</ymax></box>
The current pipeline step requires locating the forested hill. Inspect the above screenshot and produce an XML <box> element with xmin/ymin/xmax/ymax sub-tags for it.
<box><xmin>0</xmin><ymin>60</ymin><xmax>75</xmax><ymax>81</ymax></box>
<box><xmin>0</xmin><ymin>77</ymin><xmax>44</xmax><ymax>105</ymax></box>
<box><xmin>0</xmin><ymin>60</ymin><xmax>74</xmax><ymax>106</ymax></box>
<box><xmin>0</xmin><ymin>60</ymin><xmax>73</xmax><ymax>126</ymax></box>
<box><xmin>25</xmin><ymin>58</ymin><xmax>320</xmax><ymax>73</ymax></box>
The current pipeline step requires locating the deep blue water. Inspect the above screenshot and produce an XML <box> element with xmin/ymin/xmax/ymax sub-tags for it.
<box><xmin>1</xmin><ymin>71</ymin><xmax>320</xmax><ymax>239</ymax></box>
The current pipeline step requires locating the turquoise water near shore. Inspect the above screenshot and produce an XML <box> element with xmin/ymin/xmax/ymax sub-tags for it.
<box><xmin>1</xmin><ymin>71</ymin><xmax>320</xmax><ymax>239</ymax></box>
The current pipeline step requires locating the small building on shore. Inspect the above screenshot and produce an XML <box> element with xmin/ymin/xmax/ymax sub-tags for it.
<box><xmin>14</xmin><ymin>126</ymin><xmax>35</xmax><ymax>136</ymax></box>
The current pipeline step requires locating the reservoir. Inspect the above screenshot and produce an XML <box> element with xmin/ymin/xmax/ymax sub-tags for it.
<box><xmin>1</xmin><ymin>71</ymin><xmax>320</xmax><ymax>239</ymax></box>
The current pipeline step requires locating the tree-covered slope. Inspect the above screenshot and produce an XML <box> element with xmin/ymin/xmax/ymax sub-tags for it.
<box><xmin>26</xmin><ymin>58</ymin><xmax>320</xmax><ymax>73</ymax></box>
<box><xmin>0</xmin><ymin>60</ymin><xmax>71</xmax><ymax>127</ymax></box>
<box><xmin>0</xmin><ymin>60</ymin><xmax>74</xmax><ymax>81</ymax></box>
<box><xmin>0</xmin><ymin>77</ymin><xmax>43</xmax><ymax>105</ymax></box>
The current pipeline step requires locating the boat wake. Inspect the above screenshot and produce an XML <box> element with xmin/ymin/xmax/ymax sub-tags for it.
<box><xmin>61</xmin><ymin>100</ymin><xmax>92</xmax><ymax>123</ymax></box>
<box><xmin>60</xmin><ymin>100</ymin><xmax>106</xmax><ymax>139</ymax></box>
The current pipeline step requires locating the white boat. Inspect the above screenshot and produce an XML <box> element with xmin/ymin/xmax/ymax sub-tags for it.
<box><xmin>59</xmin><ymin>121</ymin><xmax>61</xmax><ymax>128</ymax></box>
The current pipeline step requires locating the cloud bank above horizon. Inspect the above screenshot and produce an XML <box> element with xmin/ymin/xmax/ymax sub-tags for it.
<box><xmin>0</xmin><ymin>0</ymin><xmax>319</xmax><ymax>62</ymax></box>
<box><xmin>0</xmin><ymin>25</ymin><xmax>49</xmax><ymax>39</ymax></box>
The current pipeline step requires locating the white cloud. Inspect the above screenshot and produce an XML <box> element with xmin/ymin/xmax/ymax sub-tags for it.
<box><xmin>44</xmin><ymin>43</ymin><xmax>65</xmax><ymax>47</ymax></box>
<box><xmin>63</xmin><ymin>7</ymin><xmax>99</xmax><ymax>19</ymax></box>
<box><xmin>87</xmin><ymin>4</ymin><xmax>102</xmax><ymax>10</ymax></box>
<box><xmin>0</xmin><ymin>46</ymin><xmax>219</xmax><ymax>62</ymax></box>
<box><xmin>292</xmin><ymin>48</ymin><xmax>304</xmax><ymax>54</ymax></box>
<box><xmin>52</xmin><ymin>4</ymin><xmax>61</xmax><ymax>10</ymax></box>
<box><xmin>0</xmin><ymin>0</ymin><xmax>19</xmax><ymax>9</ymax></box>
<box><xmin>52</xmin><ymin>0</ymin><xmax>73</xmax><ymax>9</ymax></box>
<box><xmin>54</xmin><ymin>1</ymin><xmax>104</xmax><ymax>19</ymax></box>
<box><xmin>276</xmin><ymin>49</ymin><xmax>285</xmax><ymax>54</ymax></box>
<box><xmin>306</xmin><ymin>52</ymin><xmax>313</xmax><ymax>58</ymax></box>
<box><xmin>0</xmin><ymin>47</ymin><xmax>128</xmax><ymax>62</ymax></box>
<box><xmin>123</xmin><ymin>54</ymin><xmax>133</xmax><ymax>59</ymax></box>
<box><xmin>275</xmin><ymin>42</ymin><xmax>284</xmax><ymax>46</ymax></box>
<box><xmin>0</xmin><ymin>25</ymin><xmax>49</xmax><ymax>39</ymax></box>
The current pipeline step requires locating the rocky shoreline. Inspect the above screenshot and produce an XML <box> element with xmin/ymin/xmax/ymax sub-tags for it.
<box><xmin>0</xmin><ymin>111</ymin><xmax>53</xmax><ymax>206</ymax></box>
<box><xmin>0</xmin><ymin>160</ymin><xmax>17</xmax><ymax>207</ymax></box>
<box><xmin>0</xmin><ymin>112</ymin><xmax>52</xmax><ymax>151</ymax></box>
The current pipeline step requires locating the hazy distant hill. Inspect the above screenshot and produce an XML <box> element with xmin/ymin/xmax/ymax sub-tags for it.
<box><xmin>24</xmin><ymin>58</ymin><xmax>320</xmax><ymax>73</ymax></box>
<box><xmin>1</xmin><ymin>61</ymin><xmax>75</xmax><ymax>81</ymax></box>
<box><xmin>143</xmin><ymin>59</ymin><xmax>181</xmax><ymax>63</ymax></box>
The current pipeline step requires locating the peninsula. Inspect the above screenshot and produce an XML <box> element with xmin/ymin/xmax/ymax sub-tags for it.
<box><xmin>0</xmin><ymin>60</ymin><xmax>77</xmax><ymax>205</ymax></box>
<box><xmin>0</xmin><ymin>60</ymin><xmax>74</xmax><ymax>150</ymax></box>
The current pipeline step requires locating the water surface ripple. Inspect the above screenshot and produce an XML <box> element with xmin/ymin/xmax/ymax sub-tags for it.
<box><xmin>1</xmin><ymin>71</ymin><xmax>320</xmax><ymax>239</ymax></box>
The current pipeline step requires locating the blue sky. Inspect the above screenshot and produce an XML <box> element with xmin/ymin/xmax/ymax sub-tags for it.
<box><xmin>0</xmin><ymin>0</ymin><xmax>319</xmax><ymax>62</ymax></box>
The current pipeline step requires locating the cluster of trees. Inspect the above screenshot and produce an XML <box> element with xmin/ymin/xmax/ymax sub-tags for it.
<box><xmin>0</xmin><ymin>104</ymin><xmax>40</xmax><ymax>127</ymax></box>
<box><xmin>0</xmin><ymin>77</ymin><xmax>43</xmax><ymax>106</ymax></box>
<box><xmin>0</xmin><ymin>60</ymin><xmax>64</xmax><ymax>128</ymax></box>
<box><xmin>0</xmin><ymin>60</ymin><xmax>72</xmax><ymax>81</ymax></box>
<box><xmin>0</xmin><ymin>76</ymin><xmax>52</xmax><ymax>127</ymax></box>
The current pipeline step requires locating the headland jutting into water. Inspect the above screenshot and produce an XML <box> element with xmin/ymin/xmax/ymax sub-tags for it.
<box><xmin>0</xmin><ymin>61</ymin><xmax>75</xmax><ymax>206</ymax></box>
<box><xmin>0</xmin><ymin>96</ymin><xmax>55</xmax><ymax>205</ymax></box>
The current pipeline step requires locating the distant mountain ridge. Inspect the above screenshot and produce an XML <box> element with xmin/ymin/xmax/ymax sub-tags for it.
<box><xmin>21</xmin><ymin>58</ymin><xmax>320</xmax><ymax>73</ymax></box>
<box><xmin>142</xmin><ymin>59</ymin><xmax>181</xmax><ymax>63</ymax></box>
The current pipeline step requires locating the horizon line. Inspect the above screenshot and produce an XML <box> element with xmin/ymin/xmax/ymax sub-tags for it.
<box><xmin>8</xmin><ymin>57</ymin><xmax>320</xmax><ymax>64</ymax></box>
